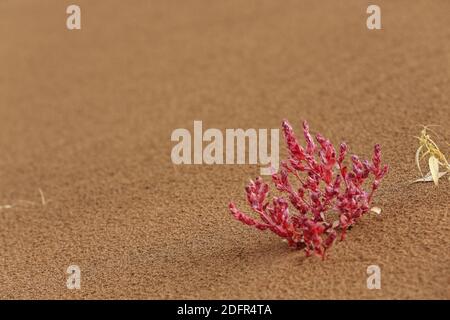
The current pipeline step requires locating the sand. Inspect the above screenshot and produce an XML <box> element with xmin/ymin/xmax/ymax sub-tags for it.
<box><xmin>0</xmin><ymin>0</ymin><xmax>449</xmax><ymax>299</ymax></box>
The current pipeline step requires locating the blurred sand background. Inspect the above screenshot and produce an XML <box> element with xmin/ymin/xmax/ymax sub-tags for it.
<box><xmin>0</xmin><ymin>0</ymin><xmax>449</xmax><ymax>299</ymax></box>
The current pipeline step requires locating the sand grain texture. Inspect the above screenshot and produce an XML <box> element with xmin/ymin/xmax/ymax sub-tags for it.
<box><xmin>0</xmin><ymin>0</ymin><xmax>449</xmax><ymax>299</ymax></box>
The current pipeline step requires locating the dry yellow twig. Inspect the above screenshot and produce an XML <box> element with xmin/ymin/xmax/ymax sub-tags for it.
<box><xmin>38</xmin><ymin>188</ymin><xmax>46</xmax><ymax>206</ymax></box>
<box><xmin>413</xmin><ymin>125</ymin><xmax>450</xmax><ymax>185</ymax></box>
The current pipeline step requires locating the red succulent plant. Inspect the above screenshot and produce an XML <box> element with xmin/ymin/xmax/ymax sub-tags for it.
<box><xmin>229</xmin><ymin>120</ymin><xmax>388</xmax><ymax>259</ymax></box>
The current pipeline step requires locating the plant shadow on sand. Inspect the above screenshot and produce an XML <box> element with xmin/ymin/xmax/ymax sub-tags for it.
<box><xmin>190</xmin><ymin>235</ymin><xmax>311</xmax><ymax>273</ymax></box>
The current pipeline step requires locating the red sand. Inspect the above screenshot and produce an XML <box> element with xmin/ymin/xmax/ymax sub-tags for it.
<box><xmin>0</xmin><ymin>0</ymin><xmax>449</xmax><ymax>299</ymax></box>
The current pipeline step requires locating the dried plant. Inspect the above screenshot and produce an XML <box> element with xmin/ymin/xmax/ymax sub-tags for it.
<box><xmin>413</xmin><ymin>125</ymin><xmax>449</xmax><ymax>185</ymax></box>
<box><xmin>229</xmin><ymin>120</ymin><xmax>388</xmax><ymax>259</ymax></box>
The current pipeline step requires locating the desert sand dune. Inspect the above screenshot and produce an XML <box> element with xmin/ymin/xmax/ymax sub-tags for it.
<box><xmin>0</xmin><ymin>0</ymin><xmax>449</xmax><ymax>299</ymax></box>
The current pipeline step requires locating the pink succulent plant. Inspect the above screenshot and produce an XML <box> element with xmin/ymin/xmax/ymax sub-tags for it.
<box><xmin>229</xmin><ymin>120</ymin><xmax>388</xmax><ymax>259</ymax></box>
